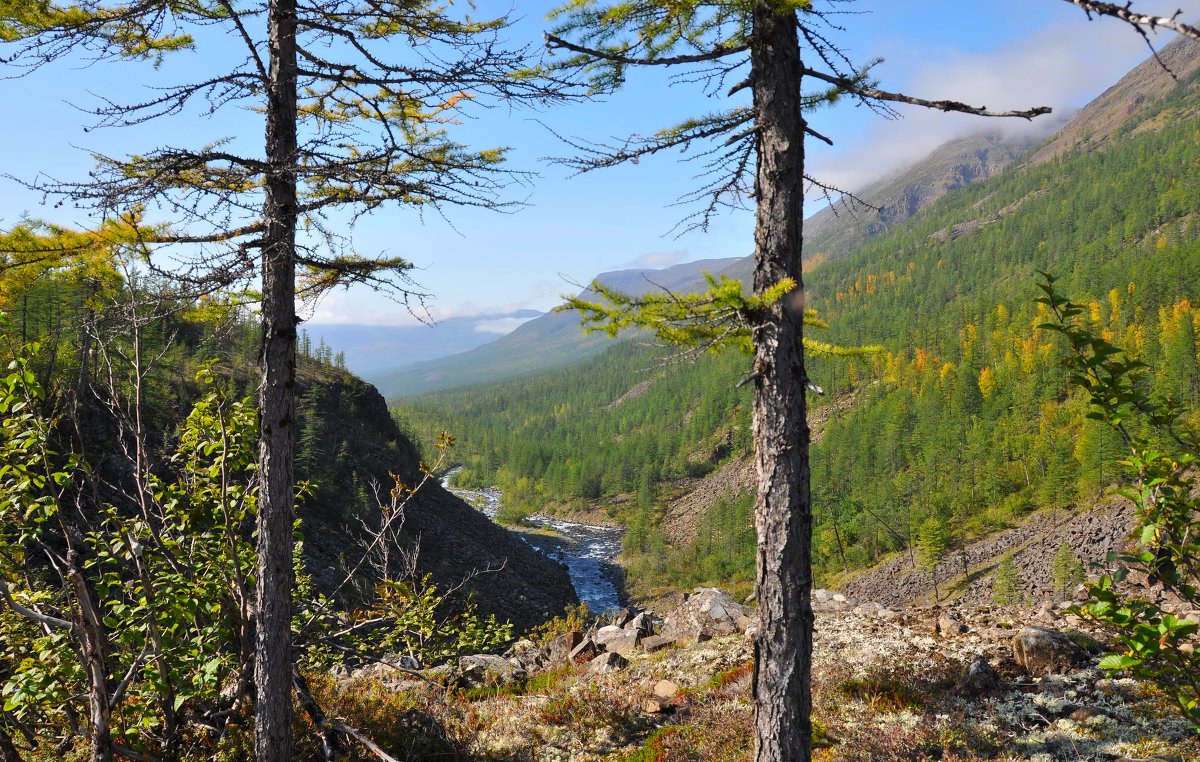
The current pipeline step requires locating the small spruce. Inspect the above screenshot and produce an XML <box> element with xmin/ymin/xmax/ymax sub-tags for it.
<box><xmin>992</xmin><ymin>552</ymin><xmax>1025</xmax><ymax>606</ymax></box>
<box><xmin>1051</xmin><ymin>541</ymin><xmax>1085</xmax><ymax>599</ymax></box>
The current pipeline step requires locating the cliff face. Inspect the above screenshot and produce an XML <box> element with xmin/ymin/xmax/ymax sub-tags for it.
<box><xmin>296</xmin><ymin>370</ymin><xmax>578</xmax><ymax>633</ymax></box>
<box><xmin>802</xmin><ymin>131</ymin><xmax>1040</xmax><ymax>263</ymax></box>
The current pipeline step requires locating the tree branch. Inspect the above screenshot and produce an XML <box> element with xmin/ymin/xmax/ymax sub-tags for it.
<box><xmin>545</xmin><ymin>33</ymin><xmax>747</xmax><ymax>66</ymax></box>
<box><xmin>0</xmin><ymin>578</ymin><xmax>73</xmax><ymax>630</ymax></box>
<box><xmin>1061</xmin><ymin>1</ymin><xmax>1200</xmax><ymax>40</ymax></box>
<box><xmin>801</xmin><ymin>66</ymin><xmax>1051</xmax><ymax>119</ymax></box>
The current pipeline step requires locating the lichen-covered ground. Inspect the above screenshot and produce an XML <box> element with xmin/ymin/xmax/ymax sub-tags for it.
<box><xmin>310</xmin><ymin>605</ymin><xmax>1200</xmax><ymax>761</ymax></box>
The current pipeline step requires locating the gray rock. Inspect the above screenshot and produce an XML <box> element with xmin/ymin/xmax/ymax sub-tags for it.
<box><xmin>458</xmin><ymin>654</ymin><xmax>524</xmax><ymax>687</ymax></box>
<box><xmin>627</xmin><ymin>612</ymin><xmax>652</xmax><ymax>635</ymax></box>
<box><xmin>587</xmin><ymin>651</ymin><xmax>628</xmax><ymax>673</ymax></box>
<box><xmin>610</xmin><ymin>607</ymin><xmax>633</xmax><ymax>628</ymax></box>
<box><xmin>594</xmin><ymin>625</ymin><xmax>624</xmax><ymax>645</ymax></box>
<box><xmin>641</xmin><ymin>634</ymin><xmax>678</xmax><ymax>654</ymax></box>
<box><xmin>600</xmin><ymin>628</ymin><xmax>643</xmax><ymax>656</ymax></box>
<box><xmin>569</xmin><ymin>638</ymin><xmax>600</xmax><ymax>665</ymax></box>
<box><xmin>662</xmin><ymin>588</ymin><xmax>754</xmax><ymax>644</ymax></box>
<box><xmin>957</xmin><ymin>655</ymin><xmax>1000</xmax><ymax>695</ymax></box>
<box><xmin>1011</xmin><ymin>626</ymin><xmax>1088</xmax><ymax>676</ymax></box>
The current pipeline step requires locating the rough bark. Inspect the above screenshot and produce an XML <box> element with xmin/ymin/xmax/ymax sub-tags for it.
<box><xmin>748</xmin><ymin>4</ymin><xmax>813</xmax><ymax>762</ymax></box>
<box><xmin>255</xmin><ymin>0</ymin><xmax>300</xmax><ymax>759</ymax></box>
<box><xmin>67</xmin><ymin>552</ymin><xmax>114</xmax><ymax>762</ymax></box>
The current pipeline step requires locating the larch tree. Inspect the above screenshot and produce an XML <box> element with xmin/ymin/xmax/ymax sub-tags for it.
<box><xmin>543</xmin><ymin>2</ymin><xmax>1047</xmax><ymax>759</ymax></box>
<box><xmin>0</xmin><ymin>3</ymin><xmax>571</xmax><ymax>760</ymax></box>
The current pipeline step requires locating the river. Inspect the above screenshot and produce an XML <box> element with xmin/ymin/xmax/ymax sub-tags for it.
<box><xmin>441</xmin><ymin>469</ymin><xmax>626</xmax><ymax>613</ymax></box>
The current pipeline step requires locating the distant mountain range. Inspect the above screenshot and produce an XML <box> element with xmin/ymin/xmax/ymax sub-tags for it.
<box><xmin>368</xmin><ymin>258</ymin><xmax>743</xmax><ymax>398</ymax></box>
<box><xmin>303</xmin><ymin>310</ymin><xmax>543</xmax><ymax>375</ymax></box>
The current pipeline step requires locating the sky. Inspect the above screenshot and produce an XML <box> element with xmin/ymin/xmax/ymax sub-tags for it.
<box><xmin>2</xmin><ymin>0</ymin><xmax>1199</xmax><ymax>331</ymax></box>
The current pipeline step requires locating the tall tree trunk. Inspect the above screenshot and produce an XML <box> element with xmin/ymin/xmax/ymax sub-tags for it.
<box><xmin>256</xmin><ymin>0</ymin><xmax>299</xmax><ymax>759</ymax></box>
<box><xmin>749</xmin><ymin>5</ymin><xmax>813</xmax><ymax>762</ymax></box>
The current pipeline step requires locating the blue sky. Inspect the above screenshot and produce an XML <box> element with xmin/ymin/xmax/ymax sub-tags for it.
<box><xmin>2</xmin><ymin>0</ymin><xmax>1198</xmax><ymax>330</ymax></box>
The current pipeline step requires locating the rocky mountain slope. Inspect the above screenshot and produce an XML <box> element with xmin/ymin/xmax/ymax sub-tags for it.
<box><xmin>296</xmin><ymin>369</ymin><xmax>577</xmax><ymax>632</ymax></box>
<box><xmin>1026</xmin><ymin>33</ymin><xmax>1200</xmax><ymax>165</ymax></box>
<box><xmin>803</xmin><ymin>130</ymin><xmax>1043</xmax><ymax>262</ymax></box>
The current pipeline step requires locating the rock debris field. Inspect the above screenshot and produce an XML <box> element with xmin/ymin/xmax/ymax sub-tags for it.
<box><xmin>324</xmin><ymin>587</ymin><xmax>1200</xmax><ymax>761</ymax></box>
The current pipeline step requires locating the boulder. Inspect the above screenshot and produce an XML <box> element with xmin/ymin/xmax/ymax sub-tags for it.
<box><xmin>1032</xmin><ymin>601</ymin><xmax>1059</xmax><ymax>625</ymax></box>
<box><xmin>600</xmin><ymin>628</ymin><xmax>643</xmax><ymax>656</ymax></box>
<box><xmin>569</xmin><ymin>638</ymin><xmax>600</xmax><ymax>665</ymax></box>
<box><xmin>653</xmin><ymin>679</ymin><xmax>680</xmax><ymax>699</ymax></box>
<box><xmin>662</xmin><ymin>588</ymin><xmax>754</xmax><ymax>644</ymax></box>
<box><xmin>594</xmin><ymin>625</ymin><xmax>624</xmax><ymax>644</ymax></box>
<box><xmin>627</xmin><ymin>612</ymin><xmax>653</xmax><ymax>636</ymax></box>
<box><xmin>1011</xmin><ymin>626</ymin><xmax>1088</xmax><ymax>676</ymax></box>
<box><xmin>643</xmin><ymin>698</ymin><xmax>669</xmax><ymax>714</ymax></box>
<box><xmin>458</xmin><ymin>654</ymin><xmax>524</xmax><ymax>687</ymax></box>
<box><xmin>641</xmin><ymin>634</ymin><xmax>679</xmax><ymax>654</ymax></box>
<box><xmin>587</xmin><ymin>651</ymin><xmax>628</xmax><ymax>674</ymax></box>
<box><xmin>546</xmin><ymin>631</ymin><xmax>582</xmax><ymax>664</ymax></box>
<box><xmin>957</xmin><ymin>655</ymin><xmax>1000</xmax><ymax>696</ymax></box>
<box><xmin>936</xmin><ymin>611</ymin><xmax>967</xmax><ymax>637</ymax></box>
<box><xmin>610</xmin><ymin>608</ymin><xmax>634</xmax><ymax>628</ymax></box>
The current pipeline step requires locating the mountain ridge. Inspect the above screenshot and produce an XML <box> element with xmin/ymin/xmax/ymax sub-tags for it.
<box><xmin>371</xmin><ymin>257</ymin><xmax>743</xmax><ymax>398</ymax></box>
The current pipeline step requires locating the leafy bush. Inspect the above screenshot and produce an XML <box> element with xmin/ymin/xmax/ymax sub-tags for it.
<box><xmin>1039</xmin><ymin>274</ymin><xmax>1200</xmax><ymax>727</ymax></box>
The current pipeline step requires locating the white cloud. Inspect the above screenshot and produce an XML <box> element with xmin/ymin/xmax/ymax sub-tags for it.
<box><xmin>473</xmin><ymin>316</ymin><xmax>539</xmax><ymax>334</ymax></box>
<box><xmin>307</xmin><ymin>288</ymin><xmax>548</xmax><ymax>327</ymax></box>
<box><xmin>808</xmin><ymin>5</ymin><xmax>1200</xmax><ymax>202</ymax></box>
<box><xmin>622</xmin><ymin>249</ymin><xmax>691</xmax><ymax>269</ymax></box>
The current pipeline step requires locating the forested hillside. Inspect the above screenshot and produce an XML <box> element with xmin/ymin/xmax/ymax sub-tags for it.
<box><xmin>400</xmin><ymin>48</ymin><xmax>1200</xmax><ymax>591</ymax></box>
<box><xmin>0</xmin><ymin>232</ymin><xmax>575</xmax><ymax>630</ymax></box>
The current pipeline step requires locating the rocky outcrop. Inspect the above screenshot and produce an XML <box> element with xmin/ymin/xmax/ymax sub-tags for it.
<box><xmin>660</xmin><ymin>588</ymin><xmax>753</xmax><ymax>643</ymax></box>
<box><xmin>336</xmin><ymin>588</ymin><xmax>1200</xmax><ymax>761</ymax></box>
<box><xmin>295</xmin><ymin>372</ymin><xmax>578</xmax><ymax>634</ymax></box>
<box><xmin>1026</xmin><ymin>34</ymin><xmax>1200</xmax><ymax>165</ymax></box>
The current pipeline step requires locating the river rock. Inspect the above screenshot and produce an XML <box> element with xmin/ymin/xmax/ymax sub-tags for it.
<box><xmin>662</xmin><ymin>588</ymin><xmax>753</xmax><ymax>643</ymax></box>
<box><xmin>1012</xmin><ymin>626</ymin><xmax>1088</xmax><ymax>675</ymax></box>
